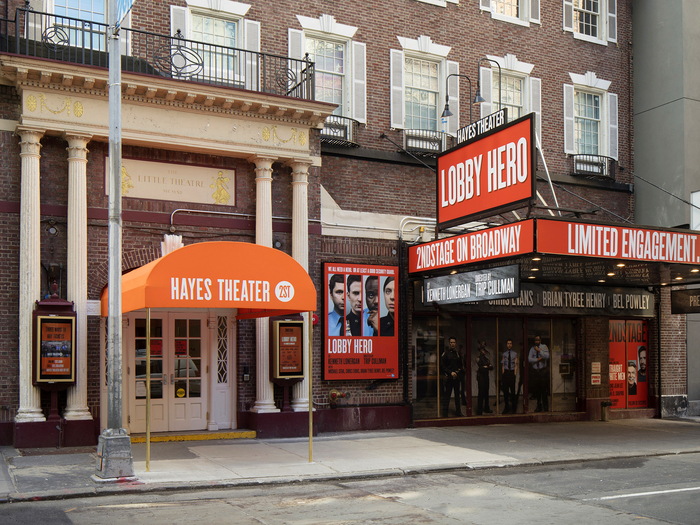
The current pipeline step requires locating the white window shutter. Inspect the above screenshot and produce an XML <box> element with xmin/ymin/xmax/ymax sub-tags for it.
<box><xmin>351</xmin><ymin>41</ymin><xmax>367</xmax><ymax>123</ymax></box>
<box><xmin>563</xmin><ymin>84</ymin><xmax>575</xmax><ymax>154</ymax></box>
<box><xmin>171</xmin><ymin>5</ymin><xmax>188</xmax><ymax>38</ymax></box>
<box><xmin>607</xmin><ymin>0</ymin><xmax>617</xmax><ymax>43</ymax></box>
<box><xmin>563</xmin><ymin>0</ymin><xmax>574</xmax><ymax>32</ymax></box>
<box><xmin>530</xmin><ymin>0</ymin><xmax>540</xmax><ymax>23</ymax></box>
<box><xmin>530</xmin><ymin>77</ymin><xmax>542</xmax><ymax>146</ymax></box>
<box><xmin>288</xmin><ymin>29</ymin><xmax>304</xmax><ymax>60</ymax></box>
<box><xmin>479</xmin><ymin>66</ymin><xmax>492</xmax><ymax>119</ymax></box>
<box><xmin>608</xmin><ymin>92</ymin><xmax>618</xmax><ymax>160</ymax></box>
<box><xmin>446</xmin><ymin>60</ymin><xmax>459</xmax><ymax>136</ymax></box>
<box><xmin>390</xmin><ymin>49</ymin><xmax>405</xmax><ymax>130</ymax></box>
<box><xmin>244</xmin><ymin>20</ymin><xmax>261</xmax><ymax>91</ymax></box>
<box><xmin>480</xmin><ymin>0</ymin><xmax>492</xmax><ymax>11</ymax></box>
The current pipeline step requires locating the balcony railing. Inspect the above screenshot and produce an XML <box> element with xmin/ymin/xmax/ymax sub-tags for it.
<box><xmin>403</xmin><ymin>129</ymin><xmax>451</xmax><ymax>157</ymax></box>
<box><xmin>571</xmin><ymin>154</ymin><xmax>616</xmax><ymax>180</ymax></box>
<box><xmin>1</xmin><ymin>9</ymin><xmax>315</xmax><ymax>100</ymax></box>
<box><xmin>320</xmin><ymin>115</ymin><xmax>359</xmax><ymax>147</ymax></box>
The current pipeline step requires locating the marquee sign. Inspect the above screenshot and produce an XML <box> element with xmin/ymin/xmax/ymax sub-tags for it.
<box><xmin>423</xmin><ymin>264</ymin><xmax>519</xmax><ymax>305</ymax></box>
<box><xmin>537</xmin><ymin>219</ymin><xmax>700</xmax><ymax>264</ymax></box>
<box><xmin>409</xmin><ymin>220</ymin><xmax>534</xmax><ymax>274</ymax></box>
<box><xmin>437</xmin><ymin>113</ymin><xmax>535</xmax><ymax>229</ymax></box>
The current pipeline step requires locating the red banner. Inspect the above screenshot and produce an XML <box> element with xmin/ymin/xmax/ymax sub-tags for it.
<box><xmin>608</xmin><ymin>320</ymin><xmax>648</xmax><ymax>409</ymax></box>
<box><xmin>437</xmin><ymin>114</ymin><xmax>534</xmax><ymax>227</ymax></box>
<box><xmin>409</xmin><ymin>220</ymin><xmax>534</xmax><ymax>273</ymax></box>
<box><xmin>608</xmin><ymin>320</ymin><xmax>627</xmax><ymax>409</ymax></box>
<box><xmin>324</xmin><ymin>264</ymin><xmax>399</xmax><ymax>380</ymax></box>
<box><xmin>538</xmin><ymin>219</ymin><xmax>700</xmax><ymax>264</ymax></box>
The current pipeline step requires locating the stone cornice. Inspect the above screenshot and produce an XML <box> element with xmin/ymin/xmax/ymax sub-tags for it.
<box><xmin>1</xmin><ymin>55</ymin><xmax>335</xmax><ymax>127</ymax></box>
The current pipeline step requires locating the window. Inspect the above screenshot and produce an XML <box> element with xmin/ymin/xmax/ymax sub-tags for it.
<box><xmin>563</xmin><ymin>0</ymin><xmax>616</xmax><ymax>44</ymax></box>
<box><xmin>305</xmin><ymin>37</ymin><xmax>345</xmax><ymax>115</ymax></box>
<box><xmin>478</xmin><ymin>54</ymin><xmax>541</xmax><ymax>143</ymax></box>
<box><xmin>493</xmin><ymin>75</ymin><xmax>523</xmax><ymax>122</ymax></box>
<box><xmin>564</xmin><ymin>72</ymin><xmax>618</xmax><ymax>161</ymax></box>
<box><xmin>404</xmin><ymin>57</ymin><xmax>439</xmax><ymax>131</ymax></box>
<box><xmin>574</xmin><ymin>91</ymin><xmax>600</xmax><ymax>154</ymax></box>
<box><xmin>390</xmin><ymin>35</ymin><xmax>457</xmax><ymax>137</ymax></box>
<box><xmin>170</xmin><ymin>0</ymin><xmax>259</xmax><ymax>86</ymax></box>
<box><xmin>480</xmin><ymin>0</ymin><xmax>540</xmax><ymax>26</ymax></box>
<box><xmin>51</xmin><ymin>0</ymin><xmax>107</xmax><ymax>51</ymax></box>
<box><xmin>289</xmin><ymin>14</ymin><xmax>366</xmax><ymax>123</ymax></box>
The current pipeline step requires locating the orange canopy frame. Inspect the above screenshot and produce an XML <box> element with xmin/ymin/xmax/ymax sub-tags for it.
<box><xmin>100</xmin><ymin>241</ymin><xmax>317</xmax><ymax>319</ymax></box>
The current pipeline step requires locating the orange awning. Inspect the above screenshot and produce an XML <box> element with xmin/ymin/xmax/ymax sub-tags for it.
<box><xmin>100</xmin><ymin>241</ymin><xmax>316</xmax><ymax>319</ymax></box>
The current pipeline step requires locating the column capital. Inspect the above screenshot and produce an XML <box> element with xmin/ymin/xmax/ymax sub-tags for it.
<box><xmin>248</xmin><ymin>155</ymin><xmax>277</xmax><ymax>171</ymax></box>
<box><xmin>17</xmin><ymin>128</ymin><xmax>44</xmax><ymax>155</ymax></box>
<box><xmin>64</xmin><ymin>133</ymin><xmax>92</xmax><ymax>148</ymax></box>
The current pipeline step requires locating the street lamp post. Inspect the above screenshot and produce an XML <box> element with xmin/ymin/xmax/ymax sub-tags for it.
<box><xmin>474</xmin><ymin>58</ymin><xmax>502</xmax><ymax>112</ymax></box>
<box><xmin>441</xmin><ymin>73</ymin><xmax>473</xmax><ymax>125</ymax></box>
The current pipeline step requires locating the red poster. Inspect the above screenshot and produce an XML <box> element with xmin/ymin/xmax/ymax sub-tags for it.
<box><xmin>175</xmin><ymin>339</ymin><xmax>187</xmax><ymax>356</ymax></box>
<box><xmin>608</xmin><ymin>320</ymin><xmax>627</xmax><ymax>408</ymax></box>
<box><xmin>279</xmin><ymin>325</ymin><xmax>303</xmax><ymax>374</ymax></box>
<box><xmin>151</xmin><ymin>339</ymin><xmax>162</xmax><ymax>356</ymax></box>
<box><xmin>324</xmin><ymin>264</ymin><xmax>399</xmax><ymax>380</ymax></box>
<box><xmin>437</xmin><ymin>114</ymin><xmax>535</xmax><ymax>227</ymax></box>
<box><xmin>626</xmin><ymin>320</ymin><xmax>648</xmax><ymax>408</ymax></box>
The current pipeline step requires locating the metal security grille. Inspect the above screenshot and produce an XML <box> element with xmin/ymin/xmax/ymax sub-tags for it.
<box><xmin>217</xmin><ymin>316</ymin><xmax>228</xmax><ymax>384</ymax></box>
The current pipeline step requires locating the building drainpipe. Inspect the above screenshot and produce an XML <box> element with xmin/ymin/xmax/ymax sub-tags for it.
<box><xmin>657</xmin><ymin>287</ymin><xmax>662</xmax><ymax>418</ymax></box>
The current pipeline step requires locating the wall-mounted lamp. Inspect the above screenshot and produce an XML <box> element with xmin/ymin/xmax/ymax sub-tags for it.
<box><xmin>473</xmin><ymin>58</ymin><xmax>502</xmax><ymax>111</ymax></box>
<box><xmin>441</xmin><ymin>74</ymin><xmax>473</xmax><ymax>125</ymax></box>
<box><xmin>273</xmin><ymin>239</ymin><xmax>282</xmax><ymax>249</ymax></box>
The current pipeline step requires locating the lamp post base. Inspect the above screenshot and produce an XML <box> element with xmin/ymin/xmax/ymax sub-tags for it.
<box><xmin>94</xmin><ymin>428</ymin><xmax>134</xmax><ymax>479</ymax></box>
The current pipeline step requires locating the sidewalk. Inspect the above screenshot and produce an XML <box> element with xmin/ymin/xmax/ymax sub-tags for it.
<box><xmin>2</xmin><ymin>417</ymin><xmax>700</xmax><ymax>503</ymax></box>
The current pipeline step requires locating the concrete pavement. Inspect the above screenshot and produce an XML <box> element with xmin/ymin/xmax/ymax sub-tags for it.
<box><xmin>2</xmin><ymin>417</ymin><xmax>700</xmax><ymax>503</ymax></box>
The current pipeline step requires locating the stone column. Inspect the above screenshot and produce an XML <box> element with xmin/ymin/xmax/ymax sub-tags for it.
<box><xmin>64</xmin><ymin>134</ymin><xmax>93</xmax><ymax>421</ymax></box>
<box><xmin>16</xmin><ymin>128</ymin><xmax>46</xmax><ymax>422</ymax></box>
<box><xmin>288</xmin><ymin>161</ymin><xmax>312</xmax><ymax>412</ymax></box>
<box><xmin>249</xmin><ymin>156</ymin><xmax>279</xmax><ymax>413</ymax></box>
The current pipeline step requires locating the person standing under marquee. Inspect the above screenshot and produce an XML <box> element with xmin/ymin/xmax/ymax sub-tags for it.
<box><xmin>475</xmin><ymin>341</ymin><xmax>493</xmax><ymax>415</ymax></box>
<box><xmin>528</xmin><ymin>335</ymin><xmax>550</xmax><ymax>412</ymax></box>
<box><xmin>441</xmin><ymin>336</ymin><xmax>463</xmax><ymax>417</ymax></box>
<box><xmin>501</xmin><ymin>339</ymin><xmax>518</xmax><ymax>414</ymax></box>
<box><xmin>327</xmin><ymin>274</ymin><xmax>345</xmax><ymax>336</ymax></box>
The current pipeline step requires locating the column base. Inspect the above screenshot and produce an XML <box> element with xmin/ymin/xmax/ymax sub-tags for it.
<box><xmin>63</xmin><ymin>407</ymin><xmax>93</xmax><ymax>421</ymax></box>
<box><xmin>290</xmin><ymin>399</ymin><xmax>310</xmax><ymax>412</ymax></box>
<box><xmin>251</xmin><ymin>401</ymin><xmax>280</xmax><ymax>414</ymax></box>
<box><xmin>15</xmin><ymin>408</ymin><xmax>46</xmax><ymax>423</ymax></box>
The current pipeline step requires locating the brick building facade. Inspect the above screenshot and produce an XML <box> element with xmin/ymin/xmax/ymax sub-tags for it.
<box><xmin>0</xmin><ymin>0</ymin><xmax>691</xmax><ymax>446</ymax></box>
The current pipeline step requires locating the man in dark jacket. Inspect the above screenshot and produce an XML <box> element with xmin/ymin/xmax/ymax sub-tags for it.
<box><xmin>476</xmin><ymin>341</ymin><xmax>494</xmax><ymax>415</ymax></box>
<box><xmin>441</xmin><ymin>337</ymin><xmax>463</xmax><ymax>417</ymax></box>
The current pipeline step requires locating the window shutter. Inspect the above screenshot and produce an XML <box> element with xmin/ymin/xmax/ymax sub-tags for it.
<box><xmin>607</xmin><ymin>0</ymin><xmax>617</xmax><ymax>43</ymax></box>
<box><xmin>530</xmin><ymin>0</ymin><xmax>540</xmax><ymax>23</ymax></box>
<box><xmin>390</xmin><ymin>49</ymin><xmax>405</xmax><ymax>130</ymax></box>
<box><xmin>170</xmin><ymin>5</ymin><xmax>188</xmax><ymax>38</ymax></box>
<box><xmin>563</xmin><ymin>0</ymin><xmax>574</xmax><ymax>32</ymax></box>
<box><xmin>480</xmin><ymin>0</ymin><xmax>492</xmax><ymax>11</ymax></box>
<box><xmin>244</xmin><ymin>20</ymin><xmax>261</xmax><ymax>91</ymax></box>
<box><xmin>563</xmin><ymin>84</ymin><xmax>575</xmax><ymax>154</ymax></box>
<box><xmin>351</xmin><ymin>41</ymin><xmax>367</xmax><ymax>124</ymax></box>
<box><xmin>608</xmin><ymin>92</ymin><xmax>618</xmax><ymax>160</ymax></box>
<box><xmin>446</xmin><ymin>60</ymin><xmax>459</xmax><ymax>136</ymax></box>
<box><xmin>530</xmin><ymin>77</ymin><xmax>542</xmax><ymax>146</ymax></box>
<box><xmin>288</xmin><ymin>29</ymin><xmax>304</xmax><ymax>60</ymax></box>
<box><xmin>479</xmin><ymin>66</ymin><xmax>492</xmax><ymax>119</ymax></box>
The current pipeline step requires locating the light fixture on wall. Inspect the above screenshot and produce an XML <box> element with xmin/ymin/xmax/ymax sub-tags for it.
<box><xmin>473</xmin><ymin>58</ymin><xmax>502</xmax><ymax>110</ymax></box>
<box><xmin>441</xmin><ymin>74</ymin><xmax>473</xmax><ymax>125</ymax></box>
<box><xmin>273</xmin><ymin>239</ymin><xmax>282</xmax><ymax>249</ymax></box>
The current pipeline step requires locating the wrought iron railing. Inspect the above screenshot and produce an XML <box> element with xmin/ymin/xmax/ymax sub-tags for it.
<box><xmin>320</xmin><ymin>115</ymin><xmax>359</xmax><ymax>147</ymax></box>
<box><xmin>3</xmin><ymin>9</ymin><xmax>315</xmax><ymax>99</ymax></box>
<box><xmin>571</xmin><ymin>154</ymin><xmax>616</xmax><ymax>180</ymax></box>
<box><xmin>403</xmin><ymin>129</ymin><xmax>450</xmax><ymax>156</ymax></box>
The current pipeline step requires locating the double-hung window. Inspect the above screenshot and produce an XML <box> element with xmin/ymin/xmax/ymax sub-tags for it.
<box><xmin>563</xmin><ymin>0</ymin><xmax>617</xmax><ymax>44</ymax></box>
<box><xmin>564</xmin><ymin>72</ymin><xmax>618</xmax><ymax>164</ymax></box>
<box><xmin>50</xmin><ymin>0</ymin><xmax>107</xmax><ymax>51</ymax></box>
<box><xmin>478</xmin><ymin>54</ymin><xmax>541</xmax><ymax>143</ymax></box>
<box><xmin>404</xmin><ymin>57</ymin><xmax>439</xmax><ymax>131</ymax></box>
<box><xmin>480</xmin><ymin>0</ymin><xmax>540</xmax><ymax>27</ymax></box>
<box><xmin>170</xmin><ymin>0</ymin><xmax>259</xmax><ymax>88</ymax></box>
<box><xmin>289</xmin><ymin>15</ymin><xmax>366</xmax><ymax>124</ymax></box>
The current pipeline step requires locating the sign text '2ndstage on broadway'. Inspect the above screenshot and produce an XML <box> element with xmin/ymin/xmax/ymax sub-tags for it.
<box><xmin>409</xmin><ymin>219</ymin><xmax>534</xmax><ymax>273</ymax></box>
<box><xmin>437</xmin><ymin>113</ymin><xmax>535</xmax><ymax>229</ymax></box>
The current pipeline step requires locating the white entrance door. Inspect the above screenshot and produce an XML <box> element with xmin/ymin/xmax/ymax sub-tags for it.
<box><xmin>128</xmin><ymin>312</ymin><xmax>208</xmax><ymax>433</ymax></box>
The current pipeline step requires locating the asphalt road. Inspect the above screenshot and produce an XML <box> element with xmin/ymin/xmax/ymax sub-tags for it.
<box><xmin>4</xmin><ymin>453</ymin><xmax>700</xmax><ymax>524</ymax></box>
